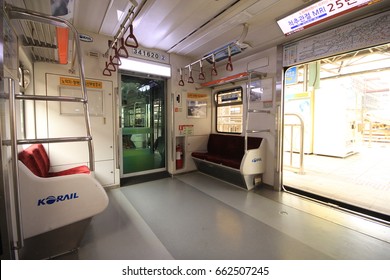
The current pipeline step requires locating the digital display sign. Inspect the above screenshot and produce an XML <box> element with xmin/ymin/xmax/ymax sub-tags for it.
<box><xmin>277</xmin><ymin>0</ymin><xmax>382</xmax><ymax>36</ymax></box>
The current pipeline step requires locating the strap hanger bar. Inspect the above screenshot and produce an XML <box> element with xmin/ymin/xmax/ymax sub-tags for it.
<box><xmin>184</xmin><ymin>42</ymin><xmax>238</xmax><ymax>74</ymax></box>
<box><xmin>105</xmin><ymin>0</ymin><xmax>144</xmax><ymax>56</ymax></box>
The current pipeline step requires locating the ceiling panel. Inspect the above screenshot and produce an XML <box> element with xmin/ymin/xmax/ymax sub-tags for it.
<box><xmin>98</xmin><ymin>0</ymin><xmax>133</xmax><ymax>35</ymax></box>
<box><xmin>6</xmin><ymin>0</ymin><xmax>390</xmax><ymax>63</ymax></box>
<box><xmin>164</xmin><ymin>0</ymin><xmax>303</xmax><ymax>57</ymax></box>
<box><xmin>73</xmin><ymin>0</ymin><xmax>111</xmax><ymax>34</ymax></box>
<box><xmin>132</xmin><ymin>0</ymin><xmax>239</xmax><ymax>50</ymax></box>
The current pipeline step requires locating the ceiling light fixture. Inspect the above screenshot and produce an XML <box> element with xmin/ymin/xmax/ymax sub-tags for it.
<box><xmin>119</xmin><ymin>57</ymin><xmax>171</xmax><ymax>77</ymax></box>
<box><xmin>56</xmin><ymin>27</ymin><xmax>69</xmax><ymax>64</ymax></box>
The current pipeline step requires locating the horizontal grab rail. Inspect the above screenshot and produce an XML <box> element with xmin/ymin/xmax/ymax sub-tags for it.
<box><xmin>17</xmin><ymin>137</ymin><xmax>92</xmax><ymax>145</ymax></box>
<box><xmin>248</xmin><ymin>109</ymin><xmax>271</xmax><ymax>114</ymax></box>
<box><xmin>6</xmin><ymin>4</ymin><xmax>71</xmax><ymax>29</ymax></box>
<box><xmin>246</xmin><ymin>129</ymin><xmax>271</xmax><ymax>133</ymax></box>
<box><xmin>3</xmin><ymin>136</ymin><xmax>92</xmax><ymax>146</ymax></box>
<box><xmin>15</xmin><ymin>94</ymin><xmax>87</xmax><ymax>103</ymax></box>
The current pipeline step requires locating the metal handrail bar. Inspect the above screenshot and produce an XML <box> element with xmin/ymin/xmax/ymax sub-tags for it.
<box><xmin>15</xmin><ymin>94</ymin><xmax>87</xmax><ymax>103</ymax></box>
<box><xmin>6</xmin><ymin>78</ymin><xmax>24</xmax><ymax>252</ymax></box>
<box><xmin>248</xmin><ymin>109</ymin><xmax>271</xmax><ymax>113</ymax></box>
<box><xmin>244</xmin><ymin>71</ymin><xmax>271</xmax><ymax>151</ymax></box>
<box><xmin>284</xmin><ymin>113</ymin><xmax>304</xmax><ymax>174</ymax></box>
<box><xmin>244</xmin><ymin>72</ymin><xmax>252</xmax><ymax>151</ymax></box>
<box><xmin>246</xmin><ymin>129</ymin><xmax>271</xmax><ymax>133</ymax></box>
<box><xmin>6</xmin><ymin>5</ymin><xmax>71</xmax><ymax>28</ymax></box>
<box><xmin>16</xmin><ymin>137</ymin><xmax>92</xmax><ymax>145</ymax></box>
<box><xmin>105</xmin><ymin>0</ymin><xmax>144</xmax><ymax>55</ymax></box>
<box><xmin>2</xmin><ymin>136</ymin><xmax>92</xmax><ymax>146</ymax></box>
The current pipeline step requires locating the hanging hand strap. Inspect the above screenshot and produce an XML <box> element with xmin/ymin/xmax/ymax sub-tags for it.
<box><xmin>187</xmin><ymin>65</ymin><xmax>194</xmax><ymax>83</ymax></box>
<box><xmin>117</xmin><ymin>37</ymin><xmax>129</xmax><ymax>58</ymax></box>
<box><xmin>125</xmin><ymin>24</ymin><xmax>139</xmax><ymax>48</ymax></box>
<box><xmin>198</xmin><ymin>60</ymin><xmax>205</xmax><ymax>80</ymax></box>
<box><xmin>103</xmin><ymin>68</ymin><xmax>112</xmax><ymax>76</ymax></box>
<box><xmin>211</xmin><ymin>54</ymin><xmax>218</xmax><ymax>76</ymax></box>
<box><xmin>178</xmin><ymin>68</ymin><xmax>184</xmax><ymax>86</ymax></box>
<box><xmin>226</xmin><ymin>46</ymin><xmax>233</xmax><ymax>71</ymax></box>
<box><xmin>110</xmin><ymin>55</ymin><xmax>121</xmax><ymax>66</ymax></box>
<box><xmin>103</xmin><ymin>66</ymin><xmax>112</xmax><ymax>76</ymax></box>
<box><xmin>106</xmin><ymin>61</ymin><xmax>116</xmax><ymax>72</ymax></box>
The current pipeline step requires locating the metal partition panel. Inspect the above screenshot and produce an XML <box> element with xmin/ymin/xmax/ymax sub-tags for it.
<box><xmin>1</xmin><ymin>4</ymin><xmax>97</xmax><ymax>258</ymax></box>
<box><xmin>5</xmin><ymin>4</ymin><xmax>95</xmax><ymax>171</ymax></box>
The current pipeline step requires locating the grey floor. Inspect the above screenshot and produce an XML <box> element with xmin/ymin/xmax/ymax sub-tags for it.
<box><xmin>284</xmin><ymin>143</ymin><xmax>390</xmax><ymax>216</ymax></box>
<box><xmin>68</xmin><ymin>172</ymin><xmax>390</xmax><ymax>260</ymax></box>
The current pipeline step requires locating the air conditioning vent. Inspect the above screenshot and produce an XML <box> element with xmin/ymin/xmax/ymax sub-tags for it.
<box><xmin>204</xmin><ymin>42</ymin><xmax>242</xmax><ymax>63</ymax></box>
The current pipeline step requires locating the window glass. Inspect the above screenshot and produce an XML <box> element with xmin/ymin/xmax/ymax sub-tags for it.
<box><xmin>215</xmin><ymin>87</ymin><xmax>243</xmax><ymax>133</ymax></box>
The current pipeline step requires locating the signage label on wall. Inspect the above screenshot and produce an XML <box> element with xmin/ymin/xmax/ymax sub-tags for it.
<box><xmin>60</xmin><ymin>77</ymin><xmax>103</xmax><ymax>89</ymax></box>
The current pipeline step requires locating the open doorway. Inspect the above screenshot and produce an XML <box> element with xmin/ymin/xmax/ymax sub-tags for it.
<box><xmin>282</xmin><ymin>43</ymin><xmax>390</xmax><ymax>221</ymax></box>
<box><xmin>120</xmin><ymin>73</ymin><xmax>166</xmax><ymax>178</ymax></box>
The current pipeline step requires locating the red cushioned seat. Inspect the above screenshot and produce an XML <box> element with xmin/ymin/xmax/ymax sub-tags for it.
<box><xmin>191</xmin><ymin>134</ymin><xmax>262</xmax><ymax>170</ymax></box>
<box><xmin>18</xmin><ymin>146</ymin><xmax>43</xmax><ymax>177</ymax></box>
<box><xmin>18</xmin><ymin>144</ymin><xmax>90</xmax><ymax>177</ymax></box>
<box><xmin>48</xmin><ymin>165</ymin><xmax>90</xmax><ymax>177</ymax></box>
<box><xmin>191</xmin><ymin>151</ymin><xmax>208</xmax><ymax>160</ymax></box>
<box><xmin>219</xmin><ymin>158</ymin><xmax>241</xmax><ymax>169</ymax></box>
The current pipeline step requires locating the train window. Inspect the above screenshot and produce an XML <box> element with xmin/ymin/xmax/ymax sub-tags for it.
<box><xmin>215</xmin><ymin>87</ymin><xmax>243</xmax><ymax>134</ymax></box>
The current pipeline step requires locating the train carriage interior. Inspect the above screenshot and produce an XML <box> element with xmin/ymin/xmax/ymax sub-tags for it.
<box><xmin>1</xmin><ymin>0</ymin><xmax>390</xmax><ymax>261</ymax></box>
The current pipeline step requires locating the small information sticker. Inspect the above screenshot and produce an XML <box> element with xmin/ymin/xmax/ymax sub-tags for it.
<box><xmin>130</xmin><ymin>47</ymin><xmax>169</xmax><ymax>64</ymax></box>
<box><xmin>59</xmin><ymin>77</ymin><xmax>103</xmax><ymax>89</ymax></box>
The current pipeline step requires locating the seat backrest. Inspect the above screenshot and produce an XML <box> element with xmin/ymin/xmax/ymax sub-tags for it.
<box><xmin>36</xmin><ymin>144</ymin><xmax>50</xmax><ymax>172</ymax></box>
<box><xmin>207</xmin><ymin>134</ymin><xmax>263</xmax><ymax>160</ymax></box>
<box><xmin>18</xmin><ymin>144</ymin><xmax>50</xmax><ymax>177</ymax></box>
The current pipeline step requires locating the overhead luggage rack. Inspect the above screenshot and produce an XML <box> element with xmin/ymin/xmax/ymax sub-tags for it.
<box><xmin>5</xmin><ymin>4</ymin><xmax>70</xmax><ymax>63</ymax></box>
<box><xmin>16</xmin><ymin>19</ymin><xmax>58</xmax><ymax>63</ymax></box>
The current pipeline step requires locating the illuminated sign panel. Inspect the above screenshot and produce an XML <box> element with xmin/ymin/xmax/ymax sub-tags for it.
<box><xmin>277</xmin><ymin>0</ymin><xmax>382</xmax><ymax>35</ymax></box>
